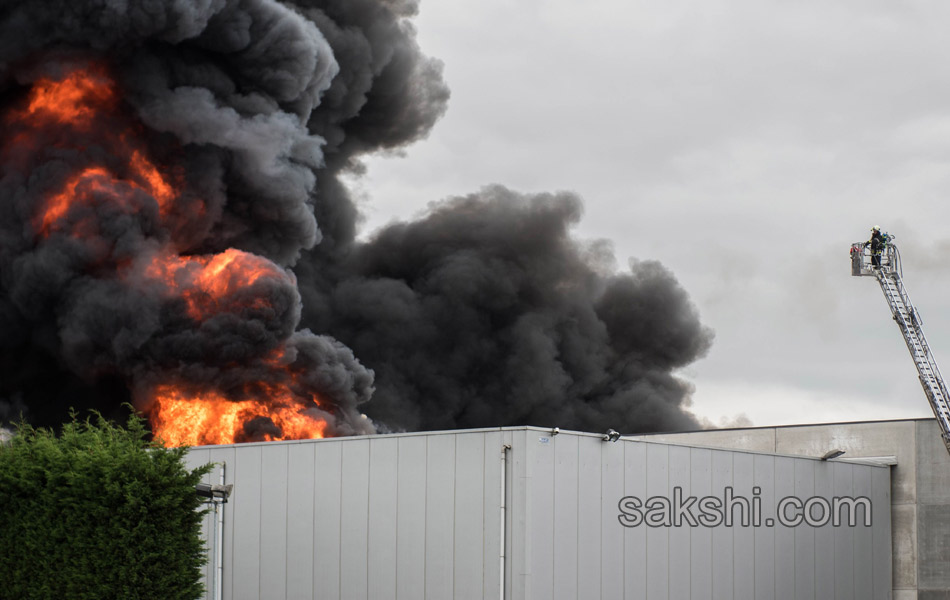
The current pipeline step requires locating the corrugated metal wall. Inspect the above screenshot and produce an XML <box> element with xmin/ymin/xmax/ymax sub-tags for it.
<box><xmin>513</xmin><ymin>430</ymin><xmax>892</xmax><ymax>600</ymax></box>
<box><xmin>184</xmin><ymin>427</ymin><xmax>891</xmax><ymax>600</ymax></box>
<box><xmin>187</xmin><ymin>429</ymin><xmax>510</xmax><ymax>600</ymax></box>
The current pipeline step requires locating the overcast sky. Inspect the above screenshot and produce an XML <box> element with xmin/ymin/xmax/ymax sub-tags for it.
<box><xmin>346</xmin><ymin>0</ymin><xmax>950</xmax><ymax>428</ymax></box>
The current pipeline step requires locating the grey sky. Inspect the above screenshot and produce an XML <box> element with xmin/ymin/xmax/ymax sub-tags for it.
<box><xmin>345</xmin><ymin>0</ymin><xmax>950</xmax><ymax>427</ymax></box>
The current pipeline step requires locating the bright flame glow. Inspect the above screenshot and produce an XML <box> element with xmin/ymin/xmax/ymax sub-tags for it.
<box><xmin>6</xmin><ymin>62</ymin><xmax>328</xmax><ymax>447</ymax></box>
<box><xmin>149</xmin><ymin>384</ymin><xmax>327</xmax><ymax>446</ymax></box>
<box><xmin>19</xmin><ymin>67</ymin><xmax>116</xmax><ymax>126</ymax></box>
<box><xmin>145</xmin><ymin>248</ymin><xmax>290</xmax><ymax>320</ymax></box>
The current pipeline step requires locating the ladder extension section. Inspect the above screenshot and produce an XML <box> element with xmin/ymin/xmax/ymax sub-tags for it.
<box><xmin>855</xmin><ymin>243</ymin><xmax>950</xmax><ymax>454</ymax></box>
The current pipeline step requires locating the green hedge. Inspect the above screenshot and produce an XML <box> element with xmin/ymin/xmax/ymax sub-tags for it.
<box><xmin>0</xmin><ymin>412</ymin><xmax>212</xmax><ymax>599</ymax></box>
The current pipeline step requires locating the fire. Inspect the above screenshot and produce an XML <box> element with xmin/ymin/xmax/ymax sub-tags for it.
<box><xmin>10</xmin><ymin>64</ymin><xmax>180</xmax><ymax>237</ymax></box>
<box><xmin>149</xmin><ymin>384</ymin><xmax>327</xmax><ymax>447</ymax></box>
<box><xmin>7</xmin><ymin>61</ymin><xmax>336</xmax><ymax>447</ymax></box>
<box><xmin>130</xmin><ymin>149</ymin><xmax>175</xmax><ymax>212</ymax></box>
<box><xmin>37</xmin><ymin>166</ymin><xmax>114</xmax><ymax>235</ymax></box>
<box><xmin>145</xmin><ymin>248</ymin><xmax>291</xmax><ymax>320</ymax></box>
<box><xmin>18</xmin><ymin>66</ymin><xmax>116</xmax><ymax>127</ymax></box>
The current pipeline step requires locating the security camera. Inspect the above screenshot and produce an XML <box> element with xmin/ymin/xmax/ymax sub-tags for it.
<box><xmin>551</xmin><ymin>427</ymin><xmax>560</xmax><ymax>436</ymax></box>
<box><xmin>603</xmin><ymin>429</ymin><xmax>621</xmax><ymax>442</ymax></box>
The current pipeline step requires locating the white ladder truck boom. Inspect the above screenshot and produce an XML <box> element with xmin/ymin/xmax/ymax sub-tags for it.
<box><xmin>851</xmin><ymin>236</ymin><xmax>950</xmax><ymax>455</ymax></box>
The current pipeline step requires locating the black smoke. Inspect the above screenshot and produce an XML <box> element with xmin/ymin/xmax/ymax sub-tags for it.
<box><xmin>297</xmin><ymin>186</ymin><xmax>712</xmax><ymax>433</ymax></box>
<box><xmin>0</xmin><ymin>0</ymin><xmax>712</xmax><ymax>436</ymax></box>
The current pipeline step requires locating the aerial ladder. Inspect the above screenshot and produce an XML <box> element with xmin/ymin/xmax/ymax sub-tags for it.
<box><xmin>851</xmin><ymin>236</ymin><xmax>950</xmax><ymax>455</ymax></box>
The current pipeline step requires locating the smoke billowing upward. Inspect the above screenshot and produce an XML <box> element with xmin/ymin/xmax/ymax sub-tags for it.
<box><xmin>0</xmin><ymin>0</ymin><xmax>712</xmax><ymax>442</ymax></box>
<box><xmin>298</xmin><ymin>187</ymin><xmax>712</xmax><ymax>433</ymax></box>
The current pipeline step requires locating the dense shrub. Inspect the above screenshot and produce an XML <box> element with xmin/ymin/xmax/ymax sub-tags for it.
<box><xmin>0</xmin><ymin>412</ymin><xmax>211</xmax><ymax>599</ymax></box>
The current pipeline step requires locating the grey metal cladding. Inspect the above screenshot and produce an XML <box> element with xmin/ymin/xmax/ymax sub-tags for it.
<box><xmin>184</xmin><ymin>427</ymin><xmax>891</xmax><ymax>600</ymax></box>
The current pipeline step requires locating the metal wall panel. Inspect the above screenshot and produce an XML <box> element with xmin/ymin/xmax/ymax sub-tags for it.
<box><xmin>395</xmin><ymin>435</ymin><xmax>426</xmax><ymax>600</ymax></box>
<box><xmin>521</xmin><ymin>437</ymin><xmax>892</xmax><ymax>600</ymax></box>
<box><xmin>852</xmin><ymin>464</ymin><xmax>874</xmax><ymax>600</ymax></box>
<box><xmin>601</xmin><ymin>440</ymin><xmax>625</xmax><ymax>600</ymax></box>
<box><xmin>508</xmin><ymin>429</ymin><xmax>528</xmax><ymax>600</ymax></box>
<box><xmin>833</xmin><ymin>462</ymin><xmax>855</xmax><ymax>600</ymax></box>
<box><xmin>690</xmin><ymin>448</ymin><xmax>713</xmax><ymax>600</ymax></box>
<box><xmin>773</xmin><ymin>456</ymin><xmax>796</xmax><ymax>600</ymax></box>
<box><xmin>732</xmin><ymin>451</ymin><xmax>755</xmax><ymax>600</ymax></box>
<box><xmin>231</xmin><ymin>445</ymin><xmax>261</xmax><ymax>600</ymax></box>
<box><xmin>260</xmin><ymin>444</ymin><xmax>288</xmax><ymax>600</ymax></box>
<box><xmin>871</xmin><ymin>465</ymin><xmax>892</xmax><ymax>595</ymax></box>
<box><xmin>481</xmin><ymin>431</ymin><xmax>508</xmax><ymax>600</ymax></box>
<box><xmin>669</xmin><ymin>445</ymin><xmax>692</xmax><ymax>600</ymax></box>
<box><xmin>793</xmin><ymin>458</ymin><xmax>816</xmax><ymax>600</ymax></box>
<box><xmin>313</xmin><ymin>439</ymin><xmax>342</xmax><ymax>600</ymax></box>
<box><xmin>577</xmin><ymin>436</ymin><xmax>604</xmax><ymax>599</ymax></box>
<box><xmin>525</xmin><ymin>430</ymin><xmax>554</xmax><ymax>600</ymax></box>
<box><xmin>425</xmin><ymin>434</ymin><xmax>455</xmax><ymax>599</ymax></box>
<box><xmin>813</xmin><ymin>461</ymin><xmax>835</xmax><ymax>599</ymax></box>
<box><xmin>367</xmin><ymin>437</ymin><xmax>398</xmax><ymax>600</ymax></box>
<box><xmin>183</xmin><ymin>427</ymin><xmax>892</xmax><ymax>600</ymax></box>
<box><xmin>711</xmin><ymin>448</ymin><xmax>735</xmax><ymax>600</ymax></box>
<box><xmin>552</xmin><ymin>434</ymin><xmax>579</xmax><ymax>600</ymax></box>
<box><xmin>645</xmin><ymin>442</ymin><xmax>670</xmax><ymax>600</ymax></box>
<box><xmin>340</xmin><ymin>439</ymin><xmax>370</xmax><ymax>600</ymax></box>
<box><xmin>286</xmin><ymin>443</ymin><xmax>316</xmax><ymax>599</ymax></box>
<box><xmin>753</xmin><ymin>453</ymin><xmax>776</xmax><ymax>600</ymax></box>
<box><xmin>622</xmin><ymin>440</ymin><xmax>648</xmax><ymax>600</ymax></box>
<box><xmin>454</xmin><ymin>433</ymin><xmax>485</xmax><ymax>600</ymax></box>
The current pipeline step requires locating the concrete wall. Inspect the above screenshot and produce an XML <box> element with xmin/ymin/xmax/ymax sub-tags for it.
<box><xmin>185</xmin><ymin>427</ymin><xmax>892</xmax><ymax>600</ymax></box>
<box><xmin>633</xmin><ymin>418</ymin><xmax>950</xmax><ymax>600</ymax></box>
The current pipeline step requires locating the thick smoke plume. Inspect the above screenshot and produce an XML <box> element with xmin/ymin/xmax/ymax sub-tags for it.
<box><xmin>0</xmin><ymin>0</ymin><xmax>712</xmax><ymax>441</ymax></box>
<box><xmin>299</xmin><ymin>186</ymin><xmax>712</xmax><ymax>432</ymax></box>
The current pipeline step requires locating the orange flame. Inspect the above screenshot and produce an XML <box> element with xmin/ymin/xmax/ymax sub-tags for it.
<box><xmin>11</xmin><ymin>65</ymin><xmax>180</xmax><ymax>237</ymax></box>
<box><xmin>145</xmin><ymin>248</ymin><xmax>291</xmax><ymax>320</ymax></box>
<box><xmin>37</xmin><ymin>166</ymin><xmax>114</xmax><ymax>235</ymax></box>
<box><xmin>149</xmin><ymin>384</ymin><xmax>327</xmax><ymax>446</ymax></box>
<box><xmin>6</xmin><ymin>62</ymin><xmax>330</xmax><ymax>447</ymax></box>
<box><xmin>18</xmin><ymin>67</ymin><xmax>116</xmax><ymax>127</ymax></box>
<box><xmin>130</xmin><ymin>149</ymin><xmax>175</xmax><ymax>212</ymax></box>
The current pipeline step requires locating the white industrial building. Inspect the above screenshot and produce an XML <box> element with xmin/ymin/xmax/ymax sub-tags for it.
<box><xmin>633</xmin><ymin>418</ymin><xmax>950</xmax><ymax>600</ymax></box>
<box><xmin>185</xmin><ymin>424</ymin><xmax>899</xmax><ymax>600</ymax></box>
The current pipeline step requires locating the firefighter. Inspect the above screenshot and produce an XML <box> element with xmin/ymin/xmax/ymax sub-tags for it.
<box><xmin>864</xmin><ymin>226</ymin><xmax>885</xmax><ymax>269</ymax></box>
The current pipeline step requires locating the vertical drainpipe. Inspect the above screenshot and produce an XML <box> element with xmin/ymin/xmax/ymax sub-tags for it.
<box><xmin>210</xmin><ymin>487</ymin><xmax>217</xmax><ymax>600</ymax></box>
<box><xmin>500</xmin><ymin>444</ymin><xmax>511</xmax><ymax>600</ymax></box>
<box><xmin>215</xmin><ymin>462</ymin><xmax>226</xmax><ymax>600</ymax></box>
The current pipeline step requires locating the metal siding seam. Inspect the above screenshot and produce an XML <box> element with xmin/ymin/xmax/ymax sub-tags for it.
<box><xmin>453</xmin><ymin>436</ymin><xmax>458</xmax><ymax>598</ymax></box>
<box><xmin>338</xmin><ymin>443</ymin><xmax>344</xmax><ymax>600</ymax></box>
<box><xmin>575</xmin><ymin>435</ymin><xmax>580</xmax><ymax>600</ymax></box>
<box><xmin>709</xmin><ymin>450</ymin><xmax>714</xmax><ymax>600</ymax></box>
<box><xmin>366</xmin><ymin>438</ymin><xmax>372</xmax><ymax>600</ymax></box>
<box><xmin>310</xmin><ymin>443</ymin><xmax>316</xmax><ymax>600</ymax></box>
<box><xmin>423</xmin><ymin>436</ymin><xmax>429</xmax><ymax>600</ymax></box>
<box><xmin>311</xmin><ymin>443</ymin><xmax>317</xmax><ymax>600</ymax></box>
<box><xmin>257</xmin><ymin>447</ymin><xmax>263</xmax><ymax>600</ymax></box>
<box><xmin>394</xmin><ymin>440</ymin><xmax>400</xmax><ymax>600</ymax></box>
<box><xmin>552</xmin><ymin>435</ymin><xmax>556</xmax><ymax>600</ymax></box>
<box><xmin>688</xmin><ymin>448</ymin><xmax>692</xmax><ymax>600</ymax></box>
<box><xmin>599</xmin><ymin>439</ymin><xmax>605</xmax><ymax>600</ymax></box>
<box><xmin>482</xmin><ymin>433</ymin><xmax>489</xmax><ymax>598</ymax></box>
<box><xmin>621</xmin><ymin>441</ymin><xmax>625</xmax><ymax>599</ymax></box>
<box><xmin>285</xmin><ymin>445</ymin><xmax>290</xmax><ymax>599</ymax></box>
